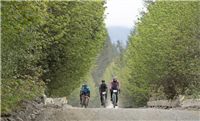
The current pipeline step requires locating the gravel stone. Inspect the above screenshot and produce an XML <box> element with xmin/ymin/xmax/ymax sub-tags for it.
<box><xmin>7</xmin><ymin>117</ymin><xmax>16</xmax><ymax>121</ymax></box>
<box><xmin>16</xmin><ymin>116</ymin><xmax>23</xmax><ymax>121</ymax></box>
<box><xmin>30</xmin><ymin>114</ymin><xmax>35</xmax><ymax>119</ymax></box>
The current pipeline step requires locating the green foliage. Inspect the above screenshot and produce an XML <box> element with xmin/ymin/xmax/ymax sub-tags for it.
<box><xmin>1</xmin><ymin>1</ymin><xmax>47</xmax><ymax>114</ymax></box>
<box><xmin>184</xmin><ymin>81</ymin><xmax>200</xmax><ymax>99</ymax></box>
<box><xmin>149</xmin><ymin>84</ymin><xmax>167</xmax><ymax>100</ymax></box>
<box><xmin>40</xmin><ymin>1</ymin><xmax>107</xmax><ymax>97</ymax></box>
<box><xmin>91</xmin><ymin>35</ymin><xmax>118</xmax><ymax>86</ymax></box>
<box><xmin>133</xmin><ymin>1</ymin><xmax>200</xmax><ymax>99</ymax></box>
<box><xmin>1</xmin><ymin>1</ymin><xmax>107</xmax><ymax>114</ymax></box>
<box><xmin>103</xmin><ymin>1</ymin><xmax>200</xmax><ymax>107</ymax></box>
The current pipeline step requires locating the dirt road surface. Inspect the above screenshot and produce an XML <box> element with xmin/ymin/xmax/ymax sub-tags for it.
<box><xmin>4</xmin><ymin>97</ymin><xmax>198</xmax><ymax>121</ymax></box>
<box><xmin>35</xmin><ymin>104</ymin><xmax>200</xmax><ymax>121</ymax></box>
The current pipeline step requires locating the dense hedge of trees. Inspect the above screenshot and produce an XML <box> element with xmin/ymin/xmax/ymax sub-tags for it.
<box><xmin>1</xmin><ymin>1</ymin><xmax>48</xmax><ymax>114</ymax></box>
<box><xmin>1</xmin><ymin>1</ymin><xmax>107</xmax><ymax>114</ymax></box>
<box><xmin>103</xmin><ymin>1</ymin><xmax>200</xmax><ymax>108</ymax></box>
<box><xmin>40</xmin><ymin>1</ymin><xmax>107</xmax><ymax>97</ymax></box>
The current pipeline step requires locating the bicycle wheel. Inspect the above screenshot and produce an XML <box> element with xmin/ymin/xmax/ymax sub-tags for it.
<box><xmin>103</xmin><ymin>96</ymin><xmax>106</xmax><ymax>108</ymax></box>
<box><xmin>85</xmin><ymin>97</ymin><xmax>88</xmax><ymax>108</ymax></box>
<box><xmin>113</xmin><ymin>94</ymin><xmax>116</xmax><ymax>108</ymax></box>
<box><xmin>81</xmin><ymin>99</ymin><xmax>84</xmax><ymax>108</ymax></box>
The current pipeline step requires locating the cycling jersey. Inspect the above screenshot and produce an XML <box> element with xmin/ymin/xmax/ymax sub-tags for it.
<box><xmin>99</xmin><ymin>83</ymin><xmax>108</xmax><ymax>92</ymax></box>
<box><xmin>81</xmin><ymin>87</ymin><xmax>90</xmax><ymax>93</ymax></box>
<box><xmin>110</xmin><ymin>80</ymin><xmax>120</xmax><ymax>90</ymax></box>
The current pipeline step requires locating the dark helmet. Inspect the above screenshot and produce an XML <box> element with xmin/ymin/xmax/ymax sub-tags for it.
<box><xmin>84</xmin><ymin>84</ymin><xmax>87</xmax><ymax>86</ymax></box>
<box><xmin>102</xmin><ymin>79</ymin><xmax>105</xmax><ymax>82</ymax></box>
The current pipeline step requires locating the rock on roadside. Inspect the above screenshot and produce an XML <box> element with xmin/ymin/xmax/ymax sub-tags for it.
<box><xmin>1</xmin><ymin>95</ymin><xmax>73</xmax><ymax>121</ymax></box>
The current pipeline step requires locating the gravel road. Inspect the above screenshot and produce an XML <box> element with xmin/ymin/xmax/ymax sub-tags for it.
<box><xmin>3</xmin><ymin>96</ymin><xmax>198</xmax><ymax>121</ymax></box>
<box><xmin>35</xmin><ymin>105</ymin><xmax>200</xmax><ymax>121</ymax></box>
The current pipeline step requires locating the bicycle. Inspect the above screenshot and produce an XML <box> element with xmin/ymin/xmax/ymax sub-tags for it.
<box><xmin>102</xmin><ymin>91</ymin><xmax>107</xmax><ymax>108</ymax></box>
<box><xmin>81</xmin><ymin>95</ymin><xmax>88</xmax><ymax>108</ymax></box>
<box><xmin>112</xmin><ymin>90</ymin><xmax>118</xmax><ymax>108</ymax></box>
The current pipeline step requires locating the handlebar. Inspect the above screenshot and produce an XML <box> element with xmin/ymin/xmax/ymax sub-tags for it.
<box><xmin>110</xmin><ymin>89</ymin><xmax>120</xmax><ymax>94</ymax></box>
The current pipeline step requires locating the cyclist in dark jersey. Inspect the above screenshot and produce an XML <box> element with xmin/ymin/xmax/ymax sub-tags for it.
<box><xmin>99</xmin><ymin>79</ymin><xmax>108</xmax><ymax>106</ymax></box>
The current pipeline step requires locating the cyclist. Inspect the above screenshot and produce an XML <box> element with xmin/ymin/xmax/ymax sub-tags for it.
<box><xmin>81</xmin><ymin>84</ymin><xmax>90</xmax><ymax>104</ymax></box>
<box><xmin>109</xmin><ymin>76</ymin><xmax>120</xmax><ymax>106</ymax></box>
<box><xmin>80</xmin><ymin>84</ymin><xmax>85</xmax><ymax>104</ymax></box>
<box><xmin>99</xmin><ymin>79</ymin><xmax>108</xmax><ymax>106</ymax></box>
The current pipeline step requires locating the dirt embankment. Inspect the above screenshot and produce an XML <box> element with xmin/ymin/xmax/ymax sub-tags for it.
<box><xmin>1</xmin><ymin>95</ymin><xmax>73</xmax><ymax>121</ymax></box>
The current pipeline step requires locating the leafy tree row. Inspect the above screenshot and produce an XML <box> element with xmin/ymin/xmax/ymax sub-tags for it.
<box><xmin>1</xmin><ymin>1</ymin><xmax>107</xmax><ymax>114</ymax></box>
<box><xmin>1</xmin><ymin>1</ymin><xmax>48</xmax><ymax>114</ymax></box>
<box><xmin>40</xmin><ymin>1</ymin><xmax>107</xmax><ymax>97</ymax></box>
<box><xmin>91</xmin><ymin>35</ymin><xmax>118</xmax><ymax>86</ymax></box>
<box><xmin>103</xmin><ymin>1</ymin><xmax>200</xmax><ymax>108</ymax></box>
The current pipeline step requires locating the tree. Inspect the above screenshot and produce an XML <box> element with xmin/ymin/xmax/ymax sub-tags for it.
<box><xmin>1</xmin><ymin>1</ymin><xmax>47</xmax><ymax>114</ymax></box>
<box><xmin>1</xmin><ymin>1</ymin><xmax>108</xmax><ymax>114</ymax></box>
<box><xmin>40</xmin><ymin>1</ymin><xmax>107</xmax><ymax>97</ymax></box>
<box><xmin>133</xmin><ymin>1</ymin><xmax>200</xmax><ymax>99</ymax></box>
<box><xmin>91</xmin><ymin>35</ymin><xmax>117</xmax><ymax>86</ymax></box>
<box><xmin>103</xmin><ymin>1</ymin><xmax>200</xmax><ymax>108</ymax></box>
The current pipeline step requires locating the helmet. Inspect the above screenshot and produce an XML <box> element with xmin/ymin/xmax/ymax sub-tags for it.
<box><xmin>113</xmin><ymin>76</ymin><xmax>117</xmax><ymax>79</ymax></box>
<box><xmin>84</xmin><ymin>84</ymin><xmax>87</xmax><ymax>86</ymax></box>
<box><xmin>102</xmin><ymin>79</ymin><xmax>105</xmax><ymax>82</ymax></box>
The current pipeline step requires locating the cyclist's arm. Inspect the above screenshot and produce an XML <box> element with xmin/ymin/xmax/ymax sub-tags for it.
<box><xmin>105</xmin><ymin>84</ymin><xmax>108</xmax><ymax>92</ymax></box>
<box><xmin>88</xmin><ymin>91</ymin><xmax>90</xmax><ymax>97</ymax></box>
<box><xmin>109</xmin><ymin>81</ymin><xmax>112</xmax><ymax>89</ymax></box>
<box><xmin>118</xmin><ymin>81</ymin><xmax>121</xmax><ymax>89</ymax></box>
<box><xmin>99</xmin><ymin>84</ymin><xmax>101</xmax><ymax>93</ymax></box>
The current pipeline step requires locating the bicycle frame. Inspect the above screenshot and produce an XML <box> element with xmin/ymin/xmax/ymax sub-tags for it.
<box><xmin>112</xmin><ymin>90</ymin><xmax>118</xmax><ymax>108</ymax></box>
<box><xmin>82</xmin><ymin>95</ymin><xmax>88</xmax><ymax>108</ymax></box>
<box><xmin>102</xmin><ymin>91</ymin><xmax>106</xmax><ymax>108</ymax></box>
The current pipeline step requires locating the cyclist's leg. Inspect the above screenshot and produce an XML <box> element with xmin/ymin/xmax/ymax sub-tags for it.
<box><xmin>105</xmin><ymin>93</ymin><xmax>107</xmax><ymax>101</ymax></box>
<box><xmin>82</xmin><ymin>93</ymin><xmax>85</xmax><ymax>102</ymax></box>
<box><xmin>86</xmin><ymin>93</ymin><xmax>90</xmax><ymax>103</ymax></box>
<box><xmin>100</xmin><ymin>93</ymin><xmax>103</xmax><ymax>104</ymax></box>
<box><xmin>80</xmin><ymin>93</ymin><xmax>82</xmax><ymax>104</ymax></box>
<box><xmin>116</xmin><ymin>91</ymin><xmax>118</xmax><ymax>103</ymax></box>
<box><xmin>110</xmin><ymin>91</ymin><xmax>113</xmax><ymax>101</ymax></box>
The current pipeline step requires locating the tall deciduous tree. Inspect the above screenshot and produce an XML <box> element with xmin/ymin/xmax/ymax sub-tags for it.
<box><xmin>1</xmin><ymin>1</ymin><xmax>108</xmax><ymax>114</ymax></box>
<box><xmin>103</xmin><ymin>1</ymin><xmax>200</xmax><ymax>108</ymax></box>
<box><xmin>40</xmin><ymin>1</ymin><xmax>107</xmax><ymax>97</ymax></box>
<box><xmin>1</xmin><ymin>1</ymin><xmax>47</xmax><ymax>114</ymax></box>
